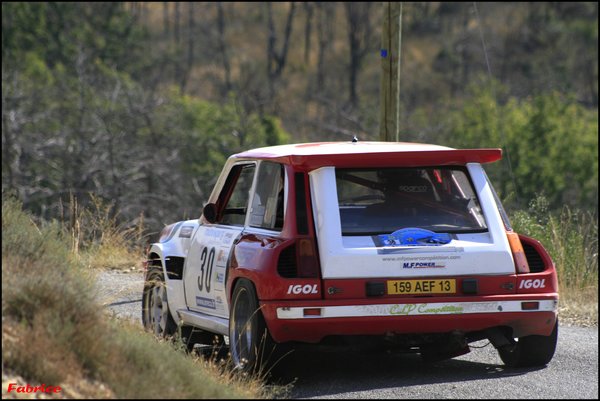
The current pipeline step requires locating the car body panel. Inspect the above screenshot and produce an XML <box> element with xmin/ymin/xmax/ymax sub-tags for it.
<box><xmin>144</xmin><ymin>141</ymin><xmax>558</xmax><ymax>356</ymax></box>
<box><xmin>183</xmin><ymin>224</ymin><xmax>241</xmax><ymax>317</ymax></box>
<box><xmin>309</xmin><ymin>163</ymin><xmax>516</xmax><ymax>279</ymax></box>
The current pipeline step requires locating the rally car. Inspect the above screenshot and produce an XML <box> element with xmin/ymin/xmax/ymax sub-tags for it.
<box><xmin>142</xmin><ymin>141</ymin><xmax>558</xmax><ymax>372</ymax></box>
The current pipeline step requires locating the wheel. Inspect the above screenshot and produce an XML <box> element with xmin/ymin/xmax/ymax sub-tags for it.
<box><xmin>498</xmin><ymin>320</ymin><xmax>558</xmax><ymax>368</ymax></box>
<box><xmin>142</xmin><ymin>269</ymin><xmax>177</xmax><ymax>338</ymax></box>
<box><xmin>229</xmin><ymin>279</ymin><xmax>275</xmax><ymax>374</ymax></box>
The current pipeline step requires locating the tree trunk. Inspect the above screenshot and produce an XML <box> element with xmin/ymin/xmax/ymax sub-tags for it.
<box><xmin>174</xmin><ymin>2</ymin><xmax>181</xmax><ymax>88</ymax></box>
<box><xmin>344</xmin><ymin>2</ymin><xmax>372</xmax><ymax>107</ymax></box>
<box><xmin>217</xmin><ymin>2</ymin><xmax>232</xmax><ymax>95</ymax></box>
<box><xmin>163</xmin><ymin>2</ymin><xmax>169</xmax><ymax>37</ymax></box>
<box><xmin>180</xmin><ymin>2</ymin><xmax>194</xmax><ymax>94</ymax></box>
<box><xmin>316</xmin><ymin>3</ymin><xmax>334</xmax><ymax>92</ymax></box>
<box><xmin>303</xmin><ymin>2</ymin><xmax>314</xmax><ymax>65</ymax></box>
<box><xmin>266</xmin><ymin>2</ymin><xmax>296</xmax><ymax>102</ymax></box>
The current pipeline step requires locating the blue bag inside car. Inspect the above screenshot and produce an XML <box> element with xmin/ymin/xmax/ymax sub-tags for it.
<box><xmin>378</xmin><ymin>228</ymin><xmax>452</xmax><ymax>246</ymax></box>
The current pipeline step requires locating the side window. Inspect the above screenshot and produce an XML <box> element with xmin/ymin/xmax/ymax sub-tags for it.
<box><xmin>220</xmin><ymin>164</ymin><xmax>256</xmax><ymax>226</ymax></box>
<box><xmin>249</xmin><ymin>162</ymin><xmax>284</xmax><ymax>231</ymax></box>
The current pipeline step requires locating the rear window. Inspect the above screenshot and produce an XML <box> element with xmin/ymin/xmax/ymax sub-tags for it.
<box><xmin>335</xmin><ymin>167</ymin><xmax>487</xmax><ymax>235</ymax></box>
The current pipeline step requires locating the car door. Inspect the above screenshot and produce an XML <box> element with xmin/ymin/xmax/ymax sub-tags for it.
<box><xmin>183</xmin><ymin>162</ymin><xmax>257</xmax><ymax>318</ymax></box>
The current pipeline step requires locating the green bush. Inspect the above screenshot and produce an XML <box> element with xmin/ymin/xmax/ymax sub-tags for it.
<box><xmin>511</xmin><ymin>195</ymin><xmax>598</xmax><ymax>291</ymax></box>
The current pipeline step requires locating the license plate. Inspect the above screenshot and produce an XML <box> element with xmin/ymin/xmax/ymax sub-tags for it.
<box><xmin>387</xmin><ymin>279</ymin><xmax>456</xmax><ymax>295</ymax></box>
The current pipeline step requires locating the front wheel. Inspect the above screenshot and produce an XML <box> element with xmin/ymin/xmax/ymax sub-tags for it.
<box><xmin>229</xmin><ymin>279</ymin><xmax>275</xmax><ymax>374</ymax></box>
<box><xmin>498</xmin><ymin>320</ymin><xmax>558</xmax><ymax>368</ymax></box>
<box><xmin>142</xmin><ymin>269</ymin><xmax>177</xmax><ymax>338</ymax></box>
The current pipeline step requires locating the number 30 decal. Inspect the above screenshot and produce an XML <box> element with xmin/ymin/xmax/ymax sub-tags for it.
<box><xmin>197</xmin><ymin>247</ymin><xmax>216</xmax><ymax>293</ymax></box>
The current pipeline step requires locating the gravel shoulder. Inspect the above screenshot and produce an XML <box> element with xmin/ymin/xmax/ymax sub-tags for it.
<box><xmin>95</xmin><ymin>269</ymin><xmax>145</xmax><ymax>324</ymax></box>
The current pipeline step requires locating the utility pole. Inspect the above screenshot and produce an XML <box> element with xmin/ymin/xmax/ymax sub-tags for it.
<box><xmin>379</xmin><ymin>2</ymin><xmax>403</xmax><ymax>142</ymax></box>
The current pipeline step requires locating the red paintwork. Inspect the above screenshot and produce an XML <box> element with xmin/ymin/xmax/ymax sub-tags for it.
<box><xmin>260</xmin><ymin>297</ymin><xmax>557</xmax><ymax>343</ymax></box>
<box><xmin>322</xmin><ymin>275</ymin><xmax>519</xmax><ymax>299</ymax></box>
<box><xmin>233</xmin><ymin>142</ymin><xmax>502</xmax><ymax>170</ymax></box>
<box><xmin>218</xmin><ymin>141</ymin><xmax>558</xmax><ymax>346</ymax></box>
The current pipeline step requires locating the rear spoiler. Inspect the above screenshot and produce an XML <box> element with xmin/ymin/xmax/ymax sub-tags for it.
<box><xmin>265</xmin><ymin>148</ymin><xmax>503</xmax><ymax>170</ymax></box>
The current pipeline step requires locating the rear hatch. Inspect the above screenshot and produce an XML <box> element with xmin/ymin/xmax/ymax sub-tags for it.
<box><xmin>309</xmin><ymin>164</ymin><xmax>517</xmax><ymax>298</ymax></box>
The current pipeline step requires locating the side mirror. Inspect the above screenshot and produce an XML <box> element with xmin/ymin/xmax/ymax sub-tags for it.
<box><xmin>202</xmin><ymin>203</ymin><xmax>218</xmax><ymax>224</ymax></box>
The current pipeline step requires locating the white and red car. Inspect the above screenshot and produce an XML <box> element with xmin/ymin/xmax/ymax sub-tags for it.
<box><xmin>142</xmin><ymin>141</ymin><xmax>558</xmax><ymax>372</ymax></box>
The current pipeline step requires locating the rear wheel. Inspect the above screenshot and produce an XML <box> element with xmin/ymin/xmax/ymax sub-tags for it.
<box><xmin>229</xmin><ymin>279</ymin><xmax>276</xmax><ymax>374</ymax></box>
<box><xmin>142</xmin><ymin>269</ymin><xmax>177</xmax><ymax>338</ymax></box>
<box><xmin>498</xmin><ymin>320</ymin><xmax>558</xmax><ymax>368</ymax></box>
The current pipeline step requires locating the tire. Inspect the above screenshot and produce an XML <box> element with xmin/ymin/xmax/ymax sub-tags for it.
<box><xmin>498</xmin><ymin>320</ymin><xmax>558</xmax><ymax>368</ymax></box>
<box><xmin>229</xmin><ymin>279</ymin><xmax>276</xmax><ymax>374</ymax></box>
<box><xmin>142</xmin><ymin>269</ymin><xmax>177</xmax><ymax>338</ymax></box>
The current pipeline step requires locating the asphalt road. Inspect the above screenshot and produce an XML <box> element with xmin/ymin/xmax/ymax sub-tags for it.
<box><xmin>97</xmin><ymin>270</ymin><xmax>598</xmax><ymax>399</ymax></box>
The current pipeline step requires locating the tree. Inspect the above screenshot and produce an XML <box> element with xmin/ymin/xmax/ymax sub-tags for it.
<box><xmin>266</xmin><ymin>2</ymin><xmax>296</xmax><ymax>105</ymax></box>
<box><xmin>344</xmin><ymin>2</ymin><xmax>373</xmax><ymax>107</ymax></box>
<box><xmin>216</xmin><ymin>2</ymin><xmax>232</xmax><ymax>95</ymax></box>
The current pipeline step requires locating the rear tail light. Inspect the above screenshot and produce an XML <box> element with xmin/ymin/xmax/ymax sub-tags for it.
<box><xmin>303</xmin><ymin>308</ymin><xmax>322</xmax><ymax>317</ymax></box>
<box><xmin>277</xmin><ymin>239</ymin><xmax>320</xmax><ymax>278</ymax></box>
<box><xmin>297</xmin><ymin>238</ymin><xmax>320</xmax><ymax>278</ymax></box>
<box><xmin>521</xmin><ymin>301</ymin><xmax>539</xmax><ymax>310</ymax></box>
<box><xmin>506</xmin><ymin>231</ymin><xmax>530</xmax><ymax>274</ymax></box>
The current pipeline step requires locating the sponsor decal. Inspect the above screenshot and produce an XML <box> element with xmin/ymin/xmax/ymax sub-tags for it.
<box><xmin>389</xmin><ymin>303</ymin><xmax>464</xmax><ymax>315</ymax></box>
<box><xmin>217</xmin><ymin>249</ymin><xmax>227</xmax><ymax>265</ymax></box>
<box><xmin>402</xmin><ymin>262</ymin><xmax>445</xmax><ymax>268</ymax></box>
<box><xmin>222</xmin><ymin>232</ymin><xmax>235</xmax><ymax>244</ymax></box>
<box><xmin>7</xmin><ymin>384</ymin><xmax>62</xmax><ymax>394</ymax></box>
<box><xmin>216</xmin><ymin>272</ymin><xmax>225</xmax><ymax>283</ymax></box>
<box><xmin>196</xmin><ymin>296</ymin><xmax>216</xmax><ymax>309</ymax></box>
<box><xmin>179</xmin><ymin>225</ymin><xmax>194</xmax><ymax>238</ymax></box>
<box><xmin>287</xmin><ymin>284</ymin><xmax>318</xmax><ymax>295</ymax></box>
<box><xmin>519</xmin><ymin>278</ymin><xmax>546</xmax><ymax>289</ymax></box>
<box><xmin>397</xmin><ymin>185</ymin><xmax>429</xmax><ymax>193</ymax></box>
<box><xmin>205</xmin><ymin>227</ymin><xmax>225</xmax><ymax>240</ymax></box>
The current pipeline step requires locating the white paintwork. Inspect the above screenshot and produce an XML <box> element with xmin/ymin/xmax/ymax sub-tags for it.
<box><xmin>177</xmin><ymin>309</ymin><xmax>229</xmax><ymax>336</ymax></box>
<box><xmin>183</xmin><ymin>225</ymin><xmax>243</xmax><ymax>318</ymax></box>
<box><xmin>276</xmin><ymin>299</ymin><xmax>558</xmax><ymax>319</ymax></box>
<box><xmin>309</xmin><ymin>164</ymin><xmax>516</xmax><ymax>279</ymax></box>
<box><xmin>148</xmin><ymin>220</ymin><xmax>200</xmax><ymax>325</ymax></box>
<box><xmin>236</xmin><ymin>141</ymin><xmax>453</xmax><ymax>158</ymax></box>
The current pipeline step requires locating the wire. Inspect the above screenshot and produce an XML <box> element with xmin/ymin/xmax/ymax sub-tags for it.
<box><xmin>473</xmin><ymin>2</ymin><xmax>521</xmax><ymax>207</ymax></box>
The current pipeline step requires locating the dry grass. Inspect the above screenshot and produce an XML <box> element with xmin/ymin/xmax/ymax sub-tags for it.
<box><xmin>511</xmin><ymin>196</ymin><xmax>598</xmax><ymax>326</ymax></box>
<box><xmin>2</xmin><ymin>197</ymin><xmax>276</xmax><ymax>399</ymax></box>
<box><xmin>60</xmin><ymin>194</ymin><xmax>146</xmax><ymax>271</ymax></box>
<box><xmin>558</xmin><ymin>287</ymin><xmax>598</xmax><ymax>328</ymax></box>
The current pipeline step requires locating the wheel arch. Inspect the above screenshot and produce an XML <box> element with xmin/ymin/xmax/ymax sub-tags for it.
<box><xmin>144</xmin><ymin>244</ymin><xmax>185</xmax><ymax>325</ymax></box>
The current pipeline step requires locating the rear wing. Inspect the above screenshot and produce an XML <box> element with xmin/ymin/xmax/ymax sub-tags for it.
<box><xmin>263</xmin><ymin>148</ymin><xmax>503</xmax><ymax>170</ymax></box>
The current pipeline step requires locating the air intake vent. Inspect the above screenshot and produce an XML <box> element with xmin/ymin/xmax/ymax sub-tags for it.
<box><xmin>277</xmin><ymin>245</ymin><xmax>297</xmax><ymax>278</ymax></box>
<box><xmin>523</xmin><ymin>242</ymin><xmax>545</xmax><ymax>273</ymax></box>
<box><xmin>165</xmin><ymin>256</ymin><xmax>185</xmax><ymax>280</ymax></box>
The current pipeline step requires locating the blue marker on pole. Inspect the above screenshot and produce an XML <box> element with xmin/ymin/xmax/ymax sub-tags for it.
<box><xmin>380</xmin><ymin>49</ymin><xmax>388</xmax><ymax>58</ymax></box>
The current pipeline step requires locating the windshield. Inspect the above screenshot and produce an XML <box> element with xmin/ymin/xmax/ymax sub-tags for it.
<box><xmin>335</xmin><ymin>167</ymin><xmax>488</xmax><ymax>235</ymax></box>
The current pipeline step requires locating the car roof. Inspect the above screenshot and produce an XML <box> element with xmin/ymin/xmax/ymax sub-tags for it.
<box><xmin>233</xmin><ymin>141</ymin><xmax>502</xmax><ymax>170</ymax></box>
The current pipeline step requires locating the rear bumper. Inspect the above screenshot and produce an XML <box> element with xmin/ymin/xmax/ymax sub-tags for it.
<box><xmin>260</xmin><ymin>294</ymin><xmax>558</xmax><ymax>343</ymax></box>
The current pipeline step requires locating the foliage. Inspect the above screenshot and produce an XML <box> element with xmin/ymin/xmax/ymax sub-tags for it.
<box><xmin>423</xmin><ymin>83</ymin><xmax>598</xmax><ymax>211</ymax></box>
<box><xmin>2</xmin><ymin>197</ymin><xmax>269</xmax><ymax>398</ymax></box>
<box><xmin>2</xmin><ymin>41</ymin><xmax>290</xmax><ymax>236</ymax></box>
<box><xmin>511</xmin><ymin>195</ymin><xmax>598</xmax><ymax>291</ymax></box>
<box><xmin>2</xmin><ymin>2</ymin><xmax>598</xmax><ymax>233</ymax></box>
<box><xmin>2</xmin><ymin>3</ymin><xmax>146</xmax><ymax>74</ymax></box>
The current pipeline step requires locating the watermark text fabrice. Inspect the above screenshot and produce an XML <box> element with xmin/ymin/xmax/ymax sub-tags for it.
<box><xmin>7</xmin><ymin>383</ymin><xmax>62</xmax><ymax>394</ymax></box>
